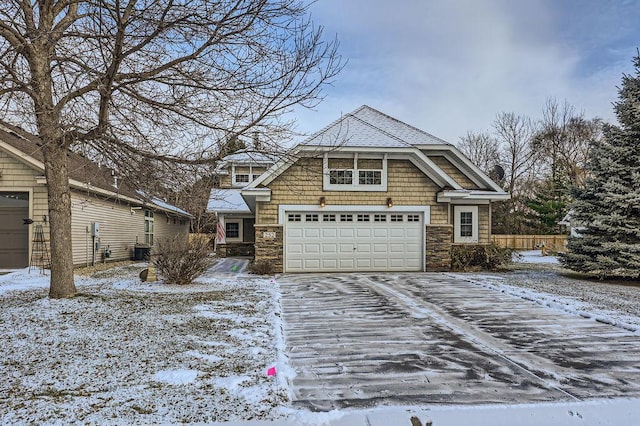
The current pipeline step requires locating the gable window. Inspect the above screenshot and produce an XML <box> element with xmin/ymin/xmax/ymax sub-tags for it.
<box><xmin>235</xmin><ymin>174</ymin><xmax>250</xmax><ymax>184</ymax></box>
<box><xmin>358</xmin><ymin>170</ymin><xmax>382</xmax><ymax>185</ymax></box>
<box><xmin>454</xmin><ymin>206</ymin><xmax>478</xmax><ymax>243</ymax></box>
<box><xmin>329</xmin><ymin>170</ymin><xmax>353</xmax><ymax>185</ymax></box>
<box><xmin>323</xmin><ymin>153</ymin><xmax>387</xmax><ymax>191</ymax></box>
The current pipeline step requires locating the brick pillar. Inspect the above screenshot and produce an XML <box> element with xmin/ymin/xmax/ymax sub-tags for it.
<box><xmin>254</xmin><ymin>224</ymin><xmax>284</xmax><ymax>273</ymax></box>
<box><xmin>426</xmin><ymin>225</ymin><xmax>453</xmax><ymax>271</ymax></box>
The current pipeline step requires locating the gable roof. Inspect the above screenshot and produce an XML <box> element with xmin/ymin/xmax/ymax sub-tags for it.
<box><xmin>213</xmin><ymin>149</ymin><xmax>281</xmax><ymax>174</ymax></box>
<box><xmin>302</xmin><ymin>105</ymin><xmax>449</xmax><ymax>148</ymax></box>
<box><xmin>0</xmin><ymin>122</ymin><xmax>191</xmax><ymax>217</ymax></box>
<box><xmin>206</xmin><ymin>188</ymin><xmax>251</xmax><ymax>214</ymax></box>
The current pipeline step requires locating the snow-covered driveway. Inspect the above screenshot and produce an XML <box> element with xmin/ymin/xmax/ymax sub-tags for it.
<box><xmin>279</xmin><ymin>273</ymin><xmax>640</xmax><ymax>411</ymax></box>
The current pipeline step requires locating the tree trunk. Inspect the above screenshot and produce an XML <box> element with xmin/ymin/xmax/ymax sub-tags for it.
<box><xmin>42</xmin><ymin>143</ymin><xmax>77</xmax><ymax>298</ymax></box>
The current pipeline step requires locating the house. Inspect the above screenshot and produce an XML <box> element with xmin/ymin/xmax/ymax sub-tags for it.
<box><xmin>207</xmin><ymin>149</ymin><xmax>281</xmax><ymax>257</ymax></box>
<box><xmin>209</xmin><ymin>105</ymin><xmax>509</xmax><ymax>272</ymax></box>
<box><xmin>0</xmin><ymin>122</ymin><xmax>191</xmax><ymax>269</ymax></box>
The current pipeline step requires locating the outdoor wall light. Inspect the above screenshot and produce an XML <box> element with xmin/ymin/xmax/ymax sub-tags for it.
<box><xmin>319</xmin><ymin>196</ymin><xmax>326</xmax><ymax>208</ymax></box>
<box><xmin>386</xmin><ymin>197</ymin><xmax>393</xmax><ymax>208</ymax></box>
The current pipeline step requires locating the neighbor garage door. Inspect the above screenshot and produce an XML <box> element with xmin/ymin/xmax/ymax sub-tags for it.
<box><xmin>0</xmin><ymin>192</ymin><xmax>29</xmax><ymax>269</ymax></box>
<box><xmin>285</xmin><ymin>211</ymin><xmax>423</xmax><ymax>272</ymax></box>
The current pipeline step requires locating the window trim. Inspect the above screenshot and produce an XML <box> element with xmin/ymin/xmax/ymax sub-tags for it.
<box><xmin>322</xmin><ymin>153</ymin><xmax>387</xmax><ymax>191</ymax></box>
<box><xmin>144</xmin><ymin>209</ymin><xmax>154</xmax><ymax>246</ymax></box>
<box><xmin>453</xmin><ymin>206</ymin><xmax>478</xmax><ymax>243</ymax></box>
<box><xmin>225</xmin><ymin>219</ymin><xmax>243</xmax><ymax>242</ymax></box>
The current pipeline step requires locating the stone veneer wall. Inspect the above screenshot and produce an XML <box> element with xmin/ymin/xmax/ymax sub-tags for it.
<box><xmin>254</xmin><ymin>224</ymin><xmax>284</xmax><ymax>272</ymax></box>
<box><xmin>426</xmin><ymin>224</ymin><xmax>453</xmax><ymax>271</ymax></box>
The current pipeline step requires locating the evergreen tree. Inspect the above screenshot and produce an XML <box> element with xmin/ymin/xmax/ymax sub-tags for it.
<box><xmin>561</xmin><ymin>55</ymin><xmax>640</xmax><ymax>278</ymax></box>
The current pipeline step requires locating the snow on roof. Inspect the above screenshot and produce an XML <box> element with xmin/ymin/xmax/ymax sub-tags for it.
<box><xmin>301</xmin><ymin>105</ymin><xmax>450</xmax><ymax>148</ymax></box>
<box><xmin>214</xmin><ymin>150</ymin><xmax>281</xmax><ymax>174</ymax></box>
<box><xmin>207</xmin><ymin>188</ymin><xmax>251</xmax><ymax>213</ymax></box>
<box><xmin>135</xmin><ymin>190</ymin><xmax>191</xmax><ymax>217</ymax></box>
<box><xmin>149</xmin><ymin>197</ymin><xmax>191</xmax><ymax>217</ymax></box>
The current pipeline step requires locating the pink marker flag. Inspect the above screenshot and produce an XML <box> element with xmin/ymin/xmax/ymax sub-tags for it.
<box><xmin>267</xmin><ymin>366</ymin><xmax>276</xmax><ymax>376</ymax></box>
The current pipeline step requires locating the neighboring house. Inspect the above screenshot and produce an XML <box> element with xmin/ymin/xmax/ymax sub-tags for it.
<box><xmin>209</xmin><ymin>105</ymin><xmax>509</xmax><ymax>272</ymax></box>
<box><xmin>0</xmin><ymin>122</ymin><xmax>191</xmax><ymax>269</ymax></box>
<box><xmin>207</xmin><ymin>149</ymin><xmax>280</xmax><ymax>256</ymax></box>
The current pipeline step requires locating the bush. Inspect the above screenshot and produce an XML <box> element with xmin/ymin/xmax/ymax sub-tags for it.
<box><xmin>248</xmin><ymin>259</ymin><xmax>275</xmax><ymax>275</ymax></box>
<box><xmin>450</xmin><ymin>243</ymin><xmax>514</xmax><ymax>271</ymax></box>
<box><xmin>153</xmin><ymin>234</ymin><xmax>212</xmax><ymax>284</ymax></box>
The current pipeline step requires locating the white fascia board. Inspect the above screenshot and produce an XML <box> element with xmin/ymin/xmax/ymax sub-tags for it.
<box><xmin>0</xmin><ymin>139</ymin><xmax>46</xmax><ymax>172</ymax></box>
<box><xmin>278</xmin><ymin>204</ymin><xmax>431</xmax><ymax>225</ymax></box>
<box><xmin>240</xmin><ymin>187</ymin><xmax>272</xmax><ymax>213</ymax></box>
<box><xmin>437</xmin><ymin>190</ymin><xmax>510</xmax><ymax>203</ymax></box>
<box><xmin>1</xmin><ymin>140</ymin><xmax>148</xmax><ymax>206</ymax></box>
<box><xmin>420</xmin><ymin>144</ymin><xmax>505</xmax><ymax>192</ymax></box>
<box><xmin>386</xmin><ymin>149</ymin><xmax>461</xmax><ymax>189</ymax></box>
<box><xmin>246</xmin><ymin>146</ymin><xmax>302</xmax><ymax>188</ymax></box>
<box><xmin>241</xmin><ymin>187</ymin><xmax>271</xmax><ymax>202</ymax></box>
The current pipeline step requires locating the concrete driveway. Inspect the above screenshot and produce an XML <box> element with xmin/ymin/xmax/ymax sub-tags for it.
<box><xmin>278</xmin><ymin>273</ymin><xmax>640</xmax><ymax>411</ymax></box>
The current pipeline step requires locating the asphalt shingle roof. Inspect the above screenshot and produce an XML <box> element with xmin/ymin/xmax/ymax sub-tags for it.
<box><xmin>301</xmin><ymin>105</ymin><xmax>450</xmax><ymax>148</ymax></box>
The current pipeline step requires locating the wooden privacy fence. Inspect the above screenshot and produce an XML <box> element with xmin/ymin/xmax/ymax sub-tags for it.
<box><xmin>491</xmin><ymin>234</ymin><xmax>567</xmax><ymax>251</ymax></box>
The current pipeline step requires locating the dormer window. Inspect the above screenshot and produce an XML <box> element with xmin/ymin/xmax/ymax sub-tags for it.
<box><xmin>235</xmin><ymin>174</ymin><xmax>250</xmax><ymax>184</ymax></box>
<box><xmin>231</xmin><ymin>165</ymin><xmax>267</xmax><ymax>187</ymax></box>
<box><xmin>323</xmin><ymin>153</ymin><xmax>387</xmax><ymax>191</ymax></box>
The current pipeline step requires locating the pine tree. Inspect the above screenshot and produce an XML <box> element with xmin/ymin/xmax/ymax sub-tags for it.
<box><xmin>561</xmin><ymin>55</ymin><xmax>640</xmax><ymax>278</ymax></box>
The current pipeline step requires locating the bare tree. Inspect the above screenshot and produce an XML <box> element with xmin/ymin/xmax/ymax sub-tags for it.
<box><xmin>0</xmin><ymin>1</ymin><xmax>343</xmax><ymax>298</ymax></box>
<box><xmin>493</xmin><ymin>112</ymin><xmax>539</xmax><ymax>196</ymax></box>
<box><xmin>457</xmin><ymin>131</ymin><xmax>500</xmax><ymax>175</ymax></box>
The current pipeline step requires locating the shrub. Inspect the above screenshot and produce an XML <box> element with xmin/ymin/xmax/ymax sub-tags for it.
<box><xmin>248</xmin><ymin>259</ymin><xmax>275</xmax><ymax>275</ymax></box>
<box><xmin>153</xmin><ymin>234</ymin><xmax>212</xmax><ymax>284</ymax></box>
<box><xmin>450</xmin><ymin>243</ymin><xmax>514</xmax><ymax>271</ymax></box>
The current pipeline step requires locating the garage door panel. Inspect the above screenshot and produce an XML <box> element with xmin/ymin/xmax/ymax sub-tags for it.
<box><xmin>339</xmin><ymin>228</ymin><xmax>354</xmax><ymax>238</ymax></box>
<box><xmin>305</xmin><ymin>244</ymin><xmax>321</xmax><ymax>254</ymax></box>
<box><xmin>373</xmin><ymin>228</ymin><xmax>388</xmax><ymax>238</ymax></box>
<box><xmin>288</xmin><ymin>243</ymin><xmax>303</xmax><ymax>254</ymax></box>
<box><xmin>373</xmin><ymin>244</ymin><xmax>388</xmax><ymax>253</ymax></box>
<box><xmin>287</xmin><ymin>228</ymin><xmax>303</xmax><ymax>238</ymax></box>
<box><xmin>356</xmin><ymin>244</ymin><xmax>371</xmax><ymax>253</ymax></box>
<box><xmin>389</xmin><ymin>243</ymin><xmax>406</xmax><ymax>252</ymax></box>
<box><xmin>304</xmin><ymin>228</ymin><xmax>321</xmax><ymax>238</ymax></box>
<box><xmin>389</xmin><ymin>228</ymin><xmax>407</xmax><ymax>238</ymax></box>
<box><xmin>285</xmin><ymin>211</ymin><xmax>422</xmax><ymax>272</ymax></box>
<box><xmin>339</xmin><ymin>258</ymin><xmax>355</xmax><ymax>269</ymax></box>
<box><xmin>322</xmin><ymin>243</ymin><xmax>338</xmax><ymax>253</ymax></box>
<box><xmin>356</xmin><ymin>228</ymin><xmax>371</xmax><ymax>238</ymax></box>
<box><xmin>287</xmin><ymin>259</ymin><xmax>303</xmax><ymax>269</ymax></box>
<box><xmin>322</xmin><ymin>228</ymin><xmax>337</xmax><ymax>238</ymax></box>
<box><xmin>339</xmin><ymin>244</ymin><xmax>354</xmax><ymax>253</ymax></box>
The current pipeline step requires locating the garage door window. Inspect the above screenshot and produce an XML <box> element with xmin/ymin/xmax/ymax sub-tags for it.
<box><xmin>374</xmin><ymin>214</ymin><xmax>386</xmax><ymax>222</ymax></box>
<box><xmin>288</xmin><ymin>213</ymin><xmax>301</xmax><ymax>222</ymax></box>
<box><xmin>390</xmin><ymin>214</ymin><xmax>403</xmax><ymax>222</ymax></box>
<box><xmin>340</xmin><ymin>214</ymin><xmax>353</xmax><ymax>222</ymax></box>
<box><xmin>323</xmin><ymin>214</ymin><xmax>336</xmax><ymax>222</ymax></box>
<box><xmin>357</xmin><ymin>214</ymin><xmax>370</xmax><ymax>222</ymax></box>
<box><xmin>305</xmin><ymin>214</ymin><xmax>319</xmax><ymax>222</ymax></box>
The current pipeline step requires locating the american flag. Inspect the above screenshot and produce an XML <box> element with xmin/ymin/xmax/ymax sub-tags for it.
<box><xmin>216</xmin><ymin>217</ymin><xmax>225</xmax><ymax>244</ymax></box>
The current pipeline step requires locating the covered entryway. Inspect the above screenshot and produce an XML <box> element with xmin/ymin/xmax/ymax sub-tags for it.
<box><xmin>0</xmin><ymin>192</ymin><xmax>29</xmax><ymax>269</ymax></box>
<box><xmin>285</xmin><ymin>211</ymin><xmax>423</xmax><ymax>272</ymax></box>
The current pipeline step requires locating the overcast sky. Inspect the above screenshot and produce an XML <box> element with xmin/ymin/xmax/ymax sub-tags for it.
<box><xmin>289</xmin><ymin>0</ymin><xmax>639</xmax><ymax>143</ymax></box>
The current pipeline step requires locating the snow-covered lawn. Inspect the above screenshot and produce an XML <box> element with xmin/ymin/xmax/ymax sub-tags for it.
<box><xmin>0</xmin><ymin>261</ymin><xmax>289</xmax><ymax>424</ymax></box>
<box><xmin>2</xmin><ymin>254</ymin><xmax>640</xmax><ymax>425</ymax></box>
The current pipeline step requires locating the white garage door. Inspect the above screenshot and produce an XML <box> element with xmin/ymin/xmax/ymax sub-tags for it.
<box><xmin>285</xmin><ymin>212</ymin><xmax>423</xmax><ymax>272</ymax></box>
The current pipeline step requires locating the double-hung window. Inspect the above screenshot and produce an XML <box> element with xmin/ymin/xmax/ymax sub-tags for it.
<box><xmin>454</xmin><ymin>206</ymin><xmax>478</xmax><ymax>243</ymax></box>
